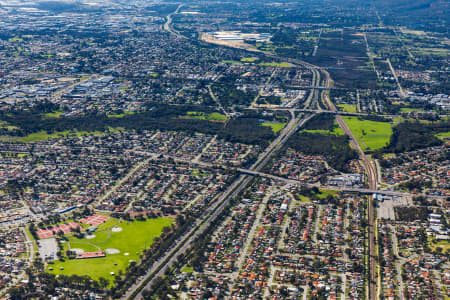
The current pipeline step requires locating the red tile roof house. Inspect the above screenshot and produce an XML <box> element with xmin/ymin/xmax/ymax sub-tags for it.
<box><xmin>76</xmin><ymin>251</ymin><xmax>106</xmax><ymax>259</ymax></box>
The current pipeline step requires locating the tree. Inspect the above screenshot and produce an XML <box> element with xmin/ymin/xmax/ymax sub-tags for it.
<box><xmin>8</xmin><ymin>286</ymin><xmax>26</xmax><ymax>300</ymax></box>
<box><xmin>98</xmin><ymin>277</ymin><xmax>109</xmax><ymax>290</ymax></box>
<box><xmin>66</xmin><ymin>250</ymin><xmax>76</xmax><ymax>259</ymax></box>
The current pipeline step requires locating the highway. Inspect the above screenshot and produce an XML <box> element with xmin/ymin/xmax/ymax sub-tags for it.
<box><xmin>127</xmin><ymin>5</ymin><xmax>381</xmax><ymax>299</ymax></box>
<box><xmin>123</xmin><ymin>173</ymin><xmax>252</xmax><ymax>299</ymax></box>
<box><xmin>125</xmin><ymin>110</ymin><xmax>314</xmax><ymax>299</ymax></box>
<box><xmin>125</xmin><ymin>83</ymin><xmax>317</xmax><ymax>299</ymax></box>
<box><xmin>122</xmin><ymin>9</ymin><xmax>327</xmax><ymax>296</ymax></box>
<box><xmin>162</xmin><ymin>4</ymin><xmax>185</xmax><ymax>38</ymax></box>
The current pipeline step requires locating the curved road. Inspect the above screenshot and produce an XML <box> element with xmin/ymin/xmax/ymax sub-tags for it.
<box><xmin>125</xmin><ymin>4</ymin><xmax>379</xmax><ymax>299</ymax></box>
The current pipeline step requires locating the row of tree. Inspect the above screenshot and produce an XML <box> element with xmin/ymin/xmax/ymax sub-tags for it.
<box><xmin>2</xmin><ymin>103</ymin><xmax>275</xmax><ymax>146</ymax></box>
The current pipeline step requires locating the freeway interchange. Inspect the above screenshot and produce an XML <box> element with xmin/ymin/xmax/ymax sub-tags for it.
<box><xmin>125</xmin><ymin>6</ymin><xmax>391</xmax><ymax>300</ymax></box>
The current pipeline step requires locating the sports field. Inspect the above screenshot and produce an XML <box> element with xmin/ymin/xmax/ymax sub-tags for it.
<box><xmin>342</xmin><ymin>117</ymin><xmax>393</xmax><ymax>151</ymax></box>
<box><xmin>47</xmin><ymin>216</ymin><xmax>173</xmax><ymax>284</ymax></box>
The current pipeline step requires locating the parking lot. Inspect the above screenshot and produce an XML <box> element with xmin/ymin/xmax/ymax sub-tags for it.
<box><xmin>38</xmin><ymin>238</ymin><xmax>58</xmax><ymax>261</ymax></box>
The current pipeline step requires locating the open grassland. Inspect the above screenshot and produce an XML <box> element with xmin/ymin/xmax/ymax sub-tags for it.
<box><xmin>337</xmin><ymin>104</ymin><xmax>357</xmax><ymax>113</ymax></box>
<box><xmin>11</xmin><ymin>130</ymin><xmax>102</xmax><ymax>143</ymax></box>
<box><xmin>185</xmin><ymin>111</ymin><xmax>227</xmax><ymax>122</ymax></box>
<box><xmin>42</xmin><ymin>111</ymin><xmax>64</xmax><ymax>119</ymax></box>
<box><xmin>260</xmin><ymin>122</ymin><xmax>286</xmax><ymax>133</ymax></box>
<box><xmin>399</xmin><ymin>107</ymin><xmax>422</xmax><ymax>113</ymax></box>
<box><xmin>0</xmin><ymin>128</ymin><xmax>123</xmax><ymax>143</ymax></box>
<box><xmin>301</xmin><ymin>120</ymin><xmax>344</xmax><ymax>136</ymax></box>
<box><xmin>8</xmin><ymin>36</ymin><xmax>23</xmax><ymax>42</ymax></box>
<box><xmin>107</xmin><ymin>111</ymin><xmax>135</xmax><ymax>118</ymax></box>
<box><xmin>47</xmin><ymin>217</ymin><xmax>173</xmax><ymax>285</ymax></box>
<box><xmin>241</xmin><ymin>57</ymin><xmax>259</xmax><ymax>62</ymax></box>
<box><xmin>342</xmin><ymin>117</ymin><xmax>393</xmax><ymax>151</ymax></box>
<box><xmin>302</xmin><ymin>127</ymin><xmax>344</xmax><ymax>136</ymax></box>
<box><xmin>181</xmin><ymin>265</ymin><xmax>194</xmax><ymax>273</ymax></box>
<box><xmin>316</xmin><ymin>189</ymin><xmax>339</xmax><ymax>199</ymax></box>
<box><xmin>296</xmin><ymin>189</ymin><xmax>339</xmax><ymax>202</ymax></box>
<box><xmin>259</xmin><ymin>62</ymin><xmax>292</xmax><ymax>68</ymax></box>
<box><xmin>221</xmin><ymin>60</ymin><xmax>242</xmax><ymax>65</ymax></box>
<box><xmin>0</xmin><ymin>121</ymin><xmax>19</xmax><ymax>131</ymax></box>
<box><xmin>435</xmin><ymin>131</ymin><xmax>450</xmax><ymax>141</ymax></box>
<box><xmin>428</xmin><ymin>237</ymin><xmax>450</xmax><ymax>254</ymax></box>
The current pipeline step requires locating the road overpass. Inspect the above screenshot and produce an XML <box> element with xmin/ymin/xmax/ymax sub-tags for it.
<box><xmin>236</xmin><ymin>168</ymin><xmax>414</xmax><ymax>198</ymax></box>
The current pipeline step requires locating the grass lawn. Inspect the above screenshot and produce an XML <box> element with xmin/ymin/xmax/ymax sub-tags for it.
<box><xmin>241</xmin><ymin>57</ymin><xmax>258</xmax><ymax>62</ymax></box>
<box><xmin>221</xmin><ymin>60</ymin><xmax>242</xmax><ymax>65</ymax></box>
<box><xmin>181</xmin><ymin>265</ymin><xmax>194</xmax><ymax>273</ymax></box>
<box><xmin>47</xmin><ymin>217</ymin><xmax>173</xmax><ymax>285</ymax></box>
<box><xmin>9</xmin><ymin>36</ymin><xmax>23</xmax><ymax>42</ymax></box>
<box><xmin>13</xmin><ymin>130</ymin><xmax>104</xmax><ymax>143</ymax></box>
<box><xmin>435</xmin><ymin>131</ymin><xmax>450</xmax><ymax>141</ymax></box>
<box><xmin>342</xmin><ymin>117</ymin><xmax>393</xmax><ymax>151</ymax></box>
<box><xmin>296</xmin><ymin>195</ymin><xmax>311</xmax><ymax>202</ymax></box>
<box><xmin>337</xmin><ymin>104</ymin><xmax>357</xmax><ymax>113</ymax></box>
<box><xmin>296</xmin><ymin>189</ymin><xmax>338</xmax><ymax>202</ymax></box>
<box><xmin>259</xmin><ymin>62</ymin><xmax>293</xmax><ymax>68</ymax></box>
<box><xmin>42</xmin><ymin>111</ymin><xmax>64</xmax><ymax>119</ymax></box>
<box><xmin>302</xmin><ymin>127</ymin><xmax>344</xmax><ymax>136</ymax></box>
<box><xmin>1</xmin><ymin>128</ymin><xmax>124</xmax><ymax>143</ymax></box>
<box><xmin>185</xmin><ymin>111</ymin><xmax>227</xmax><ymax>122</ymax></box>
<box><xmin>260</xmin><ymin>122</ymin><xmax>286</xmax><ymax>133</ymax></box>
<box><xmin>392</xmin><ymin>116</ymin><xmax>405</xmax><ymax>124</ymax></box>
<box><xmin>301</xmin><ymin>120</ymin><xmax>344</xmax><ymax>136</ymax></box>
<box><xmin>428</xmin><ymin>237</ymin><xmax>450</xmax><ymax>254</ymax></box>
<box><xmin>399</xmin><ymin>107</ymin><xmax>422</xmax><ymax>113</ymax></box>
<box><xmin>0</xmin><ymin>121</ymin><xmax>19</xmax><ymax>131</ymax></box>
<box><xmin>316</xmin><ymin>189</ymin><xmax>339</xmax><ymax>199</ymax></box>
<box><xmin>107</xmin><ymin>111</ymin><xmax>135</xmax><ymax>118</ymax></box>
